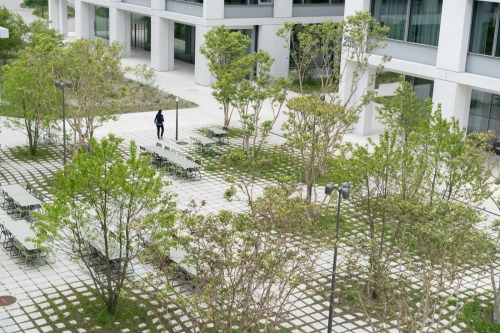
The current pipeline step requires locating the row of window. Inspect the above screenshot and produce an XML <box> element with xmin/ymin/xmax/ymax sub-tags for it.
<box><xmin>224</xmin><ymin>0</ymin><xmax>343</xmax><ymax>4</ymax></box>
<box><xmin>371</xmin><ymin>0</ymin><xmax>442</xmax><ymax>47</ymax></box>
<box><xmin>371</xmin><ymin>0</ymin><xmax>500</xmax><ymax>59</ymax></box>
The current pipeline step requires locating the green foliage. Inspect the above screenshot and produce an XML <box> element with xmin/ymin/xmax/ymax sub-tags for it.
<box><xmin>125</xmin><ymin>64</ymin><xmax>158</xmax><ymax>101</ymax></box>
<box><xmin>335</xmin><ymin>80</ymin><xmax>494</xmax><ymax>332</ymax></box>
<box><xmin>277</xmin><ymin>12</ymin><xmax>389</xmax><ymax>103</ymax></box>
<box><xmin>0</xmin><ymin>6</ymin><xmax>28</xmax><ymax>62</ymax></box>
<box><xmin>153</xmin><ymin>184</ymin><xmax>321</xmax><ymax>332</ymax></box>
<box><xmin>460</xmin><ymin>297</ymin><xmax>500</xmax><ymax>333</ymax></box>
<box><xmin>283</xmin><ymin>95</ymin><xmax>356</xmax><ymax>203</ymax></box>
<box><xmin>1</xmin><ymin>26</ymin><xmax>63</xmax><ymax>155</ymax></box>
<box><xmin>33</xmin><ymin>135</ymin><xmax>177</xmax><ymax>315</ymax></box>
<box><xmin>200</xmin><ymin>26</ymin><xmax>253</xmax><ymax>128</ymax></box>
<box><xmin>57</xmin><ymin>39</ymin><xmax>127</xmax><ymax>153</ymax></box>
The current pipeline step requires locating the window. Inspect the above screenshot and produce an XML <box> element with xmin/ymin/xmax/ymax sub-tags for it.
<box><xmin>467</xmin><ymin>90</ymin><xmax>500</xmax><ymax>134</ymax></box>
<box><xmin>469</xmin><ymin>1</ymin><xmax>500</xmax><ymax>57</ymax></box>
<box><xmin>225</xmin><ymin>0</ymin><xmax>271</xmax><ymax>4</ymax></box>
<box><xmin>405</xmin><ymin>75</ymin><xmax>434</xmax><ymax>101</ymax></box>
<box><xmin>94</xmin><ymin>7</ymin><xmax>109</xmax><ymax>40</ymax></box>
<box><xmin>371</xmin><ymin>0</ymin><xmax>443</xmax><ymax>46</ymax></box>
<box><xmin>293</xmin><ymin>0</ymin><xmax>343</xmax><ymax>4</ymax></box>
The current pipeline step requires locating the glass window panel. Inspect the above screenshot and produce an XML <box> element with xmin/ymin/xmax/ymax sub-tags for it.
<box><xmin>371</xmin><ymin>0</ymin><xmax>408</xmax><ymax>41</ymax></box>
<box><xmin>225</xmin><ymin>0</ymin><xmax>246</xmax><ymax>4</ymax></box>
<box><xmin>467</xmin><ymin>90</ymin><xmax>492</xmax><ymax>134</ymax></box>
<box><xmin>412</xmin><ymin>76</ymin><xmax>434</xmax><ymax>100</ymax></box>
<box><xmin>490</xmin><ymin>94</ymin><xmax>500</xmax><ymax>121</ymax></box>
<box><xmin>95</xmin><ymin>7</ymin><xmax>109</xmax><ymax>40</ymax></box>
<box><xmin>408</xmin><ymin>0</ymin><xmax>442</xmax><ymax>46</ymax></box>
<box><xmin>469</xmin><ymin>2</ymin><xmax>497</xmax><ymax>55</ymax></box>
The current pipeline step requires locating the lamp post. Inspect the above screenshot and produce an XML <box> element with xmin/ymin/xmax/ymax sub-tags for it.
<box><xmin>325</xmin><ymin>182</ymin><xmax>350</xmax><ymax>333</ymax></box>
<box><xmin>55</xmin><ymin>81</ymin><xmax>73</xmax><ymax>165</ymax></box>
<box><xmin>175</xmin><ymin>97</ymin><xmax>179</xmax><ymax>142</ymax></box>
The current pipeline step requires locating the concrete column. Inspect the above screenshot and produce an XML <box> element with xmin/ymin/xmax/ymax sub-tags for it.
<box><xmin>109</xmin><ymin>8</ymin><xmax>127</xmax><ymax>47</ymax></box>
<box><xmin>195</xmin><ymin>25</ymin><xmax>214</xmax><ymax>86</ymax></box>
<box><xmin>48</xmin><ymin>0</ymin><xmax>59</xmax><ymax>31</ymax></box>
<box><xmin>203</xmin><ymin>0</ymin><xmax>224</xmax><ymax>20</ymax></box>
<box><xmin>274</xmin><ymin>0</ymin><xmax>292</xmax><ymax>18</ymax></box>
<box><xmin>340</xmin><ymin>60</ymin><xmax>376</xmax><ymax>136</ymax></box>
<box><xmin>343</xmin><ymin>0</ymin><xmax>370</xmax><ymax>16</ymax></box>
<box><xmin>151</xmin><ymin>18</ymin><xmax>174</xmax><ymax>71</ymax></box>
<box><xmin>75</xmin><ymin>0</ymin><xmax>91</xmax><ymax>38</ymax></box>
<box><xmin>58</xmin><ymin>0</ymin><xmax>68</xmax><ymax>34</ymax></box>
<box><xmin>258</xmin><ymin>25</ymin><xmax>289</xmax><ymax>79</ymax></box>
<box><xmin>433</xmin><ymin>79</ymin><xmax>471</xmax><ymax>129</ymax></box>
<box><xmin>436</xmin><ymin>0</ymin><xmax>473</xmax><ymax>72</ymax></box>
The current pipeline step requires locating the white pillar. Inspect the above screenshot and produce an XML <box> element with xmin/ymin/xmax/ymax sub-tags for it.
<box><xmin>433</xmin><ymin>79</ymin><xmax>470</xmax><ymax>129</ymax></box>
<box><xmin>340</xmin><ymin>61</ymin><xmax>376</xmax><ymax>136</ymax></box>
<box><xmin>343</xmin><ymin>0</ymin><xmax>370</xmax><ymax>16</ymax></box>
<box><xmin>58</xmin><ymin>0</ymin><xmax>68</xmax><ymax>35</ymax></box>
<box><xmin>195</xmin><ymin>25</ymin><xmax>214</xmax><ymax>86</ymax></box>
<box><xmin>436</xmin><ymin>0</ymin><xmax>473</xmax><ymax>72</ymax></box>
<box><xmin>109</xmin><ymin>8</ymin><xmax>128</xmax><ymax>47</ymax></box>
<box><xmin>75</xmin><ymin>0</ymin><xmax>91</xmax><ymax>38</ymax></box>
<box><xmin>258</xmin><ymin>25</ymin><xmax>289</xmax><ymax>79</ymax></box>
<box><xmin>151</xmin><ymin>18</ymin><xmax>174</xmax><ymax>71</ymax></box>
<box><xmin>203</xmin><ymin>0</ymin><xmax>224</xmax><ymax>19</ymax></box>
<box><xmin>48</xmin><ymin>0</ymin><xmax>59</xmax><ymax>31</ymax></box>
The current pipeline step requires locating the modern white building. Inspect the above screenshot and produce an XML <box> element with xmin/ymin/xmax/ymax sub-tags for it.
<box><xmin>50</xmin><ymin>0</ymin><xmax>500</xmax><ymax>136</ymax></box>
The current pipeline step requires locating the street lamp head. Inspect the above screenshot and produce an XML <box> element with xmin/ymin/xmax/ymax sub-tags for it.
<box><xmin>55</xmin><ymin>81</ymin><xmax>73</xmax><ymax>89</ymax></box>
<box><xmin>325</xmin><ymin>183</ymin><xmax>335</xmax><ymax>195</ymax></box>
<box><xmin>341</xmin><ymin>182</ymin><xmax>350</xmax><ymax>200</ymax></box>
<box><xmin>325</xmin><ymin>182</ymin><xmax>350</xmax><ymax>199</ymax></box>
<box><xmin>176</xmin><ymin>97</ymin><xmax>179</xmax><ymax>103</ymax></box>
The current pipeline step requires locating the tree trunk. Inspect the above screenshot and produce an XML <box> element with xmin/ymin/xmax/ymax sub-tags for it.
<box><xmin>494</xmin><ymin>289</ymin><xmax>500</xmax><ymax>323</ymax></box>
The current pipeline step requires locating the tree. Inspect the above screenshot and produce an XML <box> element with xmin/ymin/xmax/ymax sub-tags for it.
<box><xmin>232</xmin><ymin>51</ymin><xmax>289</xmax><ymax>157</ymax></box>
<box><xmin>0</xmin><ymin>6</ymin><xmax>28</xmax><ymax>63</ymax></box>
<box><xmin>148</xmin><ymin>180</ymin><xmax>321</xmax><ymax>332</ymax></box>
<box><xmin>55</xmin><ymin>39</ymin><xmax>129</xmax><ymax>153</ymax></box>
<box><xmin>279</xmin><ymin>12</ymin><xmax>389</xmax><ymax>204</ymax></box>
<box><xmin>32</xmin><ymin>135</ymin><xmax>177</xmax><ymax>314</ymax></box>
<box><xmin>329</xmin><ymin>81</ymin><xmax>493</xmax><ymax>331</ymax></box>
<box><xmin>200</xmin><ymin>26</ymin><xmax>254</xmax><ymax>128</ymax></box>
<box><xmin>283</xmin><ymin>95</ymin><xmax>357</xmax><ymax>204</ymax></box>
<box><xmin>1</xmin><ymin>22</ymin><xmax>64</xmax><ymax>155</ymax></box>
<box><xmin>277</xmin><ymin>11</ymin><xmax>389</xmax><ymax>106</ymax></box>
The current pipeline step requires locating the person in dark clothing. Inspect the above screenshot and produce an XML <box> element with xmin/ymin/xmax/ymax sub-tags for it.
<box><xmin>154</xmin><ymin>109</ymin><xmax>164</xmax><ymax>139</ymax></box>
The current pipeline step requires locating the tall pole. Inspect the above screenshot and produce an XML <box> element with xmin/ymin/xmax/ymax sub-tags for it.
<box><xmin>175</xmin><ymin>97</ymin><xmax>179</xmax><ymax>141</ymax></box>
<box><xmin>56</xmin><ymin>81</ymin><xmax>72</xmax><ymax>165</ymax></box>
<box><xmin>327</xmin><ymin>191</ymin><xmax>342</xmax><ymax>333</ymax></box>
<box><xmin>61</xmin><ymin>87</ymin><xmax>66</xmax><ymax>165</ymax></box>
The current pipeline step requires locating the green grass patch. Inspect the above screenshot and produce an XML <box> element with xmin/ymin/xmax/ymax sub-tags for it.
<box><xmin>34</xmin><ymin>286</ymin><xmax>170</xmax><ymax>332</ymax></box>
<box><xmin>7</xmin><ymin>145</ymin><xmax>58</xmax><ymax>161</ymax></box>
<box><xmin>459</xmin><ymin>297</ymin><xmax>500</xmax><ymax>333</ymax></box>
<box><xmin>288</xmin><ymin>77</ymin><xmax>337</xmax><ymax>94</ymax></box>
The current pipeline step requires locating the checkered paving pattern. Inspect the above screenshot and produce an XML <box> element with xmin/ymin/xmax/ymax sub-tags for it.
<box><xmin>0</xmin><ymin>126</ymin><xmax>497</xmax><ymax>333</ymax></box>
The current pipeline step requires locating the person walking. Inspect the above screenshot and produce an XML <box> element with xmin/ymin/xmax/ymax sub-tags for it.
<box><xmin>154</xmin><ymin>109</ymin><xmax>164</xmax><ymax>139</ymax></box>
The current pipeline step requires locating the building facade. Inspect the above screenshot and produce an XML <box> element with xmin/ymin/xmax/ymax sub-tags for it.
<box><xmin>50</xmin><ymin>0</ymin><xmax>500</xmax><ymax>136</ymax></box>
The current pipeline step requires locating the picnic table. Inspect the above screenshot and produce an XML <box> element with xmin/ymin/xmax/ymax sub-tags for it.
<box><xmin>145</xmin><ymin>145</ymin><xmax>201</xmax><ymax>180</ymax></box>
<box><xmin>190</xmin><ymin>135</ymin><xmax>216</xmax><ymax>154</ymax></box>
<box><xmin>207</xmin><ymin>127</ymin><xmax>229</xmax><ymax>145</ymax></box>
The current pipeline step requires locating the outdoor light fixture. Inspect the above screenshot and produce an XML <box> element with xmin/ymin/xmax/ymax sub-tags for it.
<box><xmin>325</xmin><ymin>182</ymin><xmax>350</xmax><ymax>333</ymax></box>
<box><xmin>55</xmin><ymin>81</ymin><xmax>73</xmax><ymax>165</ymax></box>
<box><xmin>175</xmin><ymin>97</ymin><xmax>179</xmax><ymax>142</ymax></box>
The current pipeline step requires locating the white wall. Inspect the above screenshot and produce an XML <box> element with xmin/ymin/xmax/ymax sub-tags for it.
<box><xmin>258</xmin><ymin>25</ymin><xmax>290</xmax><ymax>79</ymax></box>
